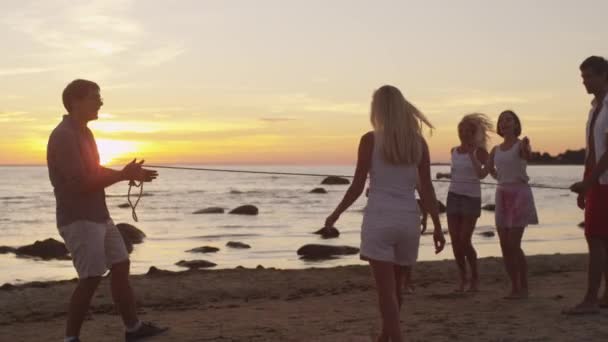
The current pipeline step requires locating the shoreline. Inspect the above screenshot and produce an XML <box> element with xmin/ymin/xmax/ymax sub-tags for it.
<box><xmin>1</xmin><ymin>253</ymin><xmax>607</xmax><ymax>341</ymax></box>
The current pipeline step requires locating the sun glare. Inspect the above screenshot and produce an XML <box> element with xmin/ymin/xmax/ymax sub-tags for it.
<box><xmin>95</xmin><ymin>139</ymin><xmax>139</xmax><ymax>165</ymax></box>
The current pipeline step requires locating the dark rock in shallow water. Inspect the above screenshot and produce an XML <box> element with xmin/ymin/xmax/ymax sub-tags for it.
<box><xmin>118</xmin><ymin>203</ymin><xmax>131</xmax><ymax>209</ymax></box>
<box><xmin>436</xmin><ymin>172</ymin><xmax>451</xmax><ymax>180</ymax></box>
<box><xmin>187</xmin><ymin>246</ymin><xmax>220</xmax><ymax>253</ymax></box>
<box><xmin>226</xmin><ymin>241</ymin><xmax>251</xmax><ymax>249</ymax></box>
<box><xmin>310</xmin><ymin>188</ymin><xmax>327</xmax><ymax>194</ymax></box>
<box><xmin>1</xmin><ymin>283</ymin><xmax>16</xmax><ymax>290</ymax></box>
<box><xmin>229</xmin><ymin>205</ymin><xmax>259</xmax><ymax>215</ymax></box>
<box><xmin>313</xmin><ymin>227</ymin><xmax>340</xmax><ymax>239</ymax></box>
<box><xmin>116</xmin><ymin>223</ymin><xmax>146</xmax><ymax>244</ymax></box>
<box><xmin>321</xmin><ymin>176</ymin><xmax>350</xmax><ymax>185</ymax></box>
<box><xmin>478</xmin><ymin>231</ymin><xmax>495</xmax><ymax>237</ymax></box>
<box><xmin>193</xmin><ymin>207</ymin><xmax>225</xmax><ymax>214</ymax></box>
<box><xmin>146</xmin><ymin>266</ymin><xmax>174</xmax><ymax>276</ymax></box>
<box><xmin>175</xmin><ymin>260</ymin><xmax>217</xmax><ymax>269</ymax></box>
<box><xmin>297</xmin><ymin>244</ymin><xmax>359</xmax><ymax>260</ymax></box>
<box><xmin>115</xmin><ymin>223</ymin><xmax>146</xmax><ymax>254</ymax></box>
<box><xmin>15</xmin><ymin>238</ymin><xmax>69</xmax><ymax>260</ymax></box>
<box><xmin>482</xmin><ymin>204</ymin><xmax>496</xmax><ymax>211</ymax></box>
<box><xmin>0</xmin><ymin>246</ymin><xmax>16</xmax><ymax>254</ymax></box>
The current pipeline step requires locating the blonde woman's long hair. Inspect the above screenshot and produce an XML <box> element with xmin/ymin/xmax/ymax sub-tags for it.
<box><xmin>459</xmin><ymin>113</ymin><xmax>494</xmax><ymax>150</ymax></box>
<box><xmin>370</xmin><ymin>85</ymin><xmax>434</xmax><ymax>165</ymax></box>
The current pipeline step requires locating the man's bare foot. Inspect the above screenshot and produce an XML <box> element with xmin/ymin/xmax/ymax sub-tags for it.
<box><xmin>562</xmin><ymin>302</ymin><xmax>600</xmax><ymax>315</ymax></box>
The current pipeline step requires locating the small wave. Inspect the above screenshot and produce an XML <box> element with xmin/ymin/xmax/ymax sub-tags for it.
<box><xmin>1</xmin><ymin>196</ymin><xmax>29</xmax><ymax>200</ymax></box>
<box><xmin>229</xmin><ymin>189</ymin><xmax>265</xmax><ymax>195</ymax></box>
<box><xmin>106</xmin><ymin>193</ymin><xmax>154</xmax><ymax>198</ymax></box>
<box><xmin>195</xmin><ymin>233</ymin><xmax>261</xmax><ymax>239</ymax></box>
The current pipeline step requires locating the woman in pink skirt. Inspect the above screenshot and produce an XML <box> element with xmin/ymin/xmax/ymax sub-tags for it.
<box><xmin>486</xmin><ymin>110</ymin><xmax>538</xmax><ymax>299</ymax></box>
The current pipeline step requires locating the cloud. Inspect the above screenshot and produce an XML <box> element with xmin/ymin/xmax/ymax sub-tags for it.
<box><xmin>137</xmin><ymin>45</ymin><xmax>186</xmax><ymax>67</ymax></box>
<box><xmin>0</xmin><ymin>111</ymin><xmax>33</xmax><ymax>123</ymax></box>
<box><xmin>259</xmin><ymin>117</ymin><xmax>295</xmax><ymax>122</ymax></box>
<box><xmin>0</xmin><ymin>67</ymin><xmax>56</xmax><ymax>76</ymax></box>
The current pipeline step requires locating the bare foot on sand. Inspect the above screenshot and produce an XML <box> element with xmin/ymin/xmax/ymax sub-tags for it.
<box><xmin>467</xmin><ymin>278</ymin><xmax>479</xmax><ymax>292</ymax></box>
<box><xmin>562</xmin><ymin>302</ymin><xmax>600</xmax><ymax>315</ymax></box>
<box><xmin>504</xmin><ymin>289</ymin><xmax>528</xmax><ymax>300</ymax></box>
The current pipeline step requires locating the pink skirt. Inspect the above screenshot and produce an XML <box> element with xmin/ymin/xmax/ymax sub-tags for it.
<box><xmin>495</xmin><ymin>184</ymin><xmax>539</xmax><ymax>228</ymax></box>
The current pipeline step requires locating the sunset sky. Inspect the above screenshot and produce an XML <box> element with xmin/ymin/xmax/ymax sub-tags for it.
<box><xmin>1</xmin><ymin>0</ymin><xmax>606</xmax><ymax>166</ymax></box>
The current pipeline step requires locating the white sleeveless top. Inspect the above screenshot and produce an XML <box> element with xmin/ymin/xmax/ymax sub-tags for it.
<box><xmin>493</xmin><ymin>141</ymin><xmax>529</xmax><ymax>184</ymax></box>
<box><xmin>448</xmin><ymin>148</ymin><xmax>481</xmax><ymax>198</ymax></box>
<box><xmin>365</xmin><ymin>133</ymin><xmax>419</xmax><ymax>215</ymax></box>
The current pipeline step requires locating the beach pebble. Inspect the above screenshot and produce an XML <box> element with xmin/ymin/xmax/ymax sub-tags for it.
<box><xmin>16</xmin><ymin>238</ymin><xmax>69</xmax><ymax>260</ymax></box>
<box><xmin>478</xmin><ymin>231</ymin><xmax>495</xmax><ymax>237</ymax></box>
<box><xmin>297</xmin><ymin>244</ymin><xmax>359</xmax><ymax>260</ymax></box>
<box><xmin>175</xmin><ymin>260</ymin><xmax>217</xmax><ymax>269</ymax></box>
<box><xmin>193</xmin><ymin>207</ymin><xmax>225</xmax><ymax>214</ymax></box>
<box><xmin>321</xmin><ymin>176</ymin><xmax>350</xmax><ymax>185</ymax></box>
<box><xmin>310</xmin><ymin>187</ymin><xmax>328</xmax><ymax>194</ymax></box>
<box><xmin>313</xmin><ymin>227</ymin><xmax>340</xmax><ymax>239</ymax></box>
<box><xmin>229</xmin><ymin>205</ymin><xmax>259</xmax><ymax>215</ymax></box>
<box><xmin>482</xmin><ymin>204</ymin><xmax>496</xmax><ymax>211</ymax></box>
<box><xmin>187</xmin><ymin>246</ymin><xmax>220</xmax><ymax>253</ymax></box>
<box><xmin>118</xmin><ymin>203</ymin><xmax>130</xmax><ymax>208</ymax></box>
<box><xmin>227</xmin><ymin>241</ymin><xmax>251</xmax><ymax>249</ymax></box>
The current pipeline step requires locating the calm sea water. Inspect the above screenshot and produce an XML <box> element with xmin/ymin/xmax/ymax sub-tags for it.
<box><xmin>0</xmin><ymin>165</ymin><xmax>585</xmax><ymax>284</ymax></box>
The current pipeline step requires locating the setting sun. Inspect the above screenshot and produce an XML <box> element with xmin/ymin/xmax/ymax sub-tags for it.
<box><xmin>95</xmin><ymin>139</ymin><xmax>139</xmax><ymax>165</ymax></box>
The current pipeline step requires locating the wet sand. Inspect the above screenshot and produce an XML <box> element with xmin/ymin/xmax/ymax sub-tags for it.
<box><xmin>1</xmin><ymin>254</ymin><xmax>607</xmax><ymax>341</ymax></box>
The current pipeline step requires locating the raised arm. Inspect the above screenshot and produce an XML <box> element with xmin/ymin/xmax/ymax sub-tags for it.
<box><xmin>519</xmin><ymin>136</ymin><xmax>532</xmax><ymax>160</ymax></box>
<box><xmin>324</xmin><ymin>132</ymin><xmax>373</xmax><ymax>227</ymax></box>
<box><xmin>470</xmin><ymin>148</ymin><xmax>489</xmax><ymax>179</ymax></box>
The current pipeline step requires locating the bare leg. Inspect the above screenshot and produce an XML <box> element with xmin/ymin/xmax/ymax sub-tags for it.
<box><xmin>401</xmin><ymin>265</ymin><xmax>414</xmax><ymax>294</ymax></box>
<box><xmin>497</xmin><ymin>227</ymin><xmax>517</xmax><ymax>297</ymax></box>
<box><xmin>602</xmin><ymin>240</ymin><xmax>608</xmax><ymax>307</ymax></box>
<box><xmin>507</xmin><ymin>227</ymin><xmax>527</xmax><ymax>298</ymax></box>
<box><xmin>394</xmin><ymin>265</ymin><xmax>403</xmax><ymax>309</ymax></box>
<box><xmin>461</xmin><ymin>216</ymin><xmax>479</xmax><ymax>292</ymax></box>
<box><xmin>448</xmin><ymin>214</ymin><xmax>467</xmax><ymax>291</ymax></box>
<box><xmin>370</xmin><ymin>260</ymin><xmax>403</xmax><ymax>342</ymax></box>
<box><xmin>66</xmin><ymin>276</ymin><xmax>102</xmax><ymax>337</ymax></box>
<box><xmin>110</xmin><ymin>260</ymin><xmax>138</xmax><ymax>327</ymax></box>
<box><xmin>582</xmin><ymin>236</ymin><xmax>607</xmax><ymax>306</ymax></box>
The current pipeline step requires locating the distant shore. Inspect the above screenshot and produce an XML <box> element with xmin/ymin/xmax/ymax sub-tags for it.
<box><xmin>1</xmin><ymin>253</ymin><xmax>606</xmax><ymax>341</ymax></box>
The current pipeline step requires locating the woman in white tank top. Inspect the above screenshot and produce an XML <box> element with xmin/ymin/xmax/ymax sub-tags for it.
<box><xmin>486</xmin><ymin>110</ymin><xmax>538</xmax><ymax>300</ymax></box>
<box><xmin>446</xmin><ymin>114</ymin><xmax>492</xmax><ymax>292</ymax></box>
<box><xmin>324</xmin><ymin>85</ymin><xmax>445</xmax><ymax>342</ymax></box>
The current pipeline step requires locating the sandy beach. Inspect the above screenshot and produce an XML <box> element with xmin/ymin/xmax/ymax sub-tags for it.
<box><xmin>1</xmin><ymin>253</ymin><xmax>606</xmax><ymax>341</ymax></box>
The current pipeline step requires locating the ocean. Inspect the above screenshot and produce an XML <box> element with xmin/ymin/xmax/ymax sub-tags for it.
<box><xmin>0</xmin><ymin>165</ymin><xmax>585</xmax><ymax>284</ymax></box>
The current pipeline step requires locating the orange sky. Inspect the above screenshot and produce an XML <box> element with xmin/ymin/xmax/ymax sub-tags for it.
<box><xmin>1</xmin><ymin>1</ymin><xmax>604</xmax><ymax>166</ymax></box>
